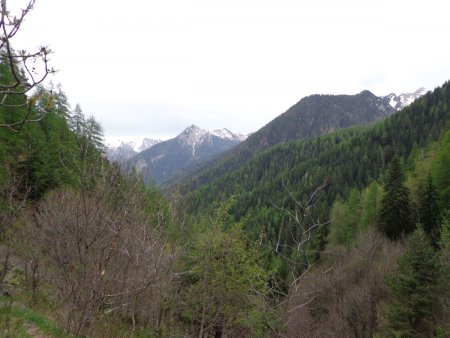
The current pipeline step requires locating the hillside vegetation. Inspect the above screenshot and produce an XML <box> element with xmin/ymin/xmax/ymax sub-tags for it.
<box><xmin>0</xmin><ymin>2</ymin><xmax>449</xmax><ymax>335</ymax></box>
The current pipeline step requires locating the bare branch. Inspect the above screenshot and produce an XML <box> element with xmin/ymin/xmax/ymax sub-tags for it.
<box><xmin>0</xmin><ymin>0</ymin><xmax>55</xmax><ymax>129</ymax></box>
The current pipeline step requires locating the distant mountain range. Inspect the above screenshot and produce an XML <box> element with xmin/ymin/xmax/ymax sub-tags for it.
<box><xmin>105</xmin><ymin>88</ymin><xmax>426</xmax><ymax>186</ymax></box>
<box><xmin>124</xmin><ymin>126</ymin><xmax>246</xmax><ymax>184</ymax></box>
<box><xmin>105</xmin><ymin>138</ymin><xmax>162</xmax><ymax>162</ymax></box>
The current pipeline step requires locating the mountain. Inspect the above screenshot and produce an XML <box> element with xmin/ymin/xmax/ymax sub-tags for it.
<box><xmin>105</xmin><ymin>137</ymin><xmax>161</xmax><ymax>162</ymax></box>
<box><xmin>127</xmin><ymin>125</ymin><xmax>245</xmax><ymax>184</ymax></box>
<box><xmin>177</xmin><ymin>89</ymin><xmax>425</xmax><ymax>192</ymax></box>
<box><xmin>179</xmin><ymin>82</ymin><xmax>449</xmax><ymax>238</ymax></box>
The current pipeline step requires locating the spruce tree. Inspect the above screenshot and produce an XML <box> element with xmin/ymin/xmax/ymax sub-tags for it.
<box><xmin>378</xmin><ymin>157</ymin><xmax>415</xmax><ymax>240</ymax></box>
<box><xmin>419</xmin><ymin>174</ymin><xmax>440</xmax><ymax>247</ymax></box>
<box><xmin>385</xmin><ymin>229</ymin><xmax>441</xmax><ymax>337</ymax></box>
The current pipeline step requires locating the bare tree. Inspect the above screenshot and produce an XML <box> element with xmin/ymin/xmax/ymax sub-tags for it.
<box><xmin>285</xmin><ymin>229</ymin><xmax>405</xmax><ymax>338</ymax></box>
<box><xmin>0</xmin><ymin>0</ymin><xmax>55</xmax><ymax>131</ymax></box>
<box><xmin>30</xmin><ymin>167</ymin><xmax>176</xmax><ymax>336</ymax></box>
<box><xmin>256</xmin><ymin>181</ymin><xmax>332</xmax><ymax>336</ymax></box>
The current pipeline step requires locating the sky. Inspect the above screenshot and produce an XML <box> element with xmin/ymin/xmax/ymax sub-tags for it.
<box><xmin>13</xmin><ymin>0</ymin><xmax>450</xmax><ymax>141</ymax></box>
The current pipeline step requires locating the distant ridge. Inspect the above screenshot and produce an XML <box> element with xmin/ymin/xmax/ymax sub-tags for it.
<box><xmin>105</xmin><ymin>138</ymin><xmax>161</xmax><ymax>162</ymax></box>
<box><xmin>176</xmin><ymin>88</ymin><xmax>426</xmax><ymax>191</ymax></box>
<box><xmin>126</xmin><ymin>125</ymin><xmax>246</xmax><ymax>184</ymax></box>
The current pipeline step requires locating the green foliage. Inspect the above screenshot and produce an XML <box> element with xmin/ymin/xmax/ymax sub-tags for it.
<box><xmin>180</xmin><ymin>81</ymin><xmax>450</xmax><ymax>262</ymax></box>
<box><xmin>359</xmin><ymin>181</ymin><xmax>382</xmax><ymax>231</ymax></box>
<box><xmin>0</xmin><ymin>300</ymin><xmax>65</xmax><ymax>337</ymax></box>
<box><xmin>433</xmin><ymin>130</ymin><xmax>450</xmax><ymax>210</ymax></box>
<box><xmin>385</xmin><ymin>229</ymin><xmax>441</xmax><ymax>337</ymax></box>
<box><xmin>178</xmin><ymin>202</ymin><xmax>271</xmax><ymax>337</ymax></box>
<box><xmin>419</xmin><ymin>175</ymin><xmax>440</xmax><ymax>246</ymax></box>
<box><xmin>328</xmin><ymin>197</ymin><xmax>353</xmax><ymax>247</ymax></box>
<box><xmin>438</xmin><ymin>213</ymin><xmax>450</xmax><ymax>335</ymax></box>
<box><xmin>405</xmin><ymin>142</ymin><xmax>439</xmax><ymax>208</ymax></box>
<box><xmin>378</xmin><ymin>157</ymin><xmax>415</xmax><ymax>240</ymax></box>
<box><xmin>328</xmin><ymin>183</ymin><xmax>382</xmax><ymax>247</ymax></box>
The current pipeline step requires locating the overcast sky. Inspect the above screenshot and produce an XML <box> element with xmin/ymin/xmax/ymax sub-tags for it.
<box><xmin>14</xmin><ymin>0</ymin><xmax>450</xmax><ymax>140</ymax></box>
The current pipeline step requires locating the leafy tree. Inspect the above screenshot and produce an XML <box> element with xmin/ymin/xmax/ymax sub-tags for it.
<box><xmin>328</xmin><ymin>198</ymin><xmax>351</xmax><ymax>246</ymax></box>
<box><xmin>358</xmin><ymin>181</ymin><xmax>382</xmax><ymax>231</ymax></box>
<box><xmin>385</xmin><ymin>229</ymin><xmax>441</xmax><ymax>337</ymax></box>
<box><xmin>179</xmin><ymin>201</ymin><xmax>270</xmax><ymax>337</ymax></box>
<box><xmin>378</xmin><ymin>157</ymin><xmax>415</xmax><ymax>240</ymax></box>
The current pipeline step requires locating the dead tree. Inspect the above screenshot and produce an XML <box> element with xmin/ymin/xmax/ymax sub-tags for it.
<box><xmin>257</xmin><ymin>181</ymin><xmax>332</xmax><ymax>336</ymax></box>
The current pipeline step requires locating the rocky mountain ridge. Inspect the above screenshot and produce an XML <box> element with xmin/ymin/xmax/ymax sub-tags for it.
<box><xmin>126</xmin><ymin>125</ymin><xmax>246</xmax><ymax>184</ymax></box>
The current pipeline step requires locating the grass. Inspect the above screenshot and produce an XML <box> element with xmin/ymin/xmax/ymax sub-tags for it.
<box><xmin>0</xmin><ymin>297</ymin><xmax>66</xmax><ymax>337</ymax></box>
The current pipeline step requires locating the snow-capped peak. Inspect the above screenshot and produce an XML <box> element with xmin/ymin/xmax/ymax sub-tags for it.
<box><xmin>178</xmin><ymin>125</ymin><xmax>208</xmax><ymax>147</ymax></box>
<box><xmin>106</xmin><ymin>137</ymin><xmax>161</xmax><ymax>153</ymax></box>
<box><xmin>210</xmin><ymin>128</ymin><xmax>233</xmax><ymax>139</ymax></box>
<box><xmin>384</xmin><ymin>87</ymin><xmax>427</xmax><ymax>111</ymax></box>
<box><xmin>105</xmin><ymin>137</ymin><xmax>162</xmax><ymax>162</ymax></box>
<box><xmin>177</xmin><ymin>125</ymin><xmax>246</xmax><ymax>157</ymax></box>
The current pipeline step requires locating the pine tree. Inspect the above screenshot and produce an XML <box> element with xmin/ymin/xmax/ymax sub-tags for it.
<box><xmin>385</xmin><ymin>229</ymin><xmax>441</xmax><ymax>337</ymax></box>
<box><xmin>378</xmin><ymin>157</ymin><xmax>415</xmax><ymax>240</ymax></box>
<box><xmin>419</xmin><ymin>174</ymin><xmax>440</xmax><ymax>247</ymax></box>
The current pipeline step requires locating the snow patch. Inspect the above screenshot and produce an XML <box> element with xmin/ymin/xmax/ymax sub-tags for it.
<box><xmin>177</xmin><ymin>125</ymin><xmax>246</xmax><ymax>157</ymax></box>
<box><xmin>382</xmin><ymin>87</ymin><xmax>427</xmax><ymax>111</ymax></box>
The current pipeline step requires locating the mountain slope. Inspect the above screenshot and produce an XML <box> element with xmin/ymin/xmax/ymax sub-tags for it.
<box><xmin>180</xmin><ymin>82</ymin><xmax>449</xmax><ymax>239</ymax></box>
<box><xmin>177</xmin><ymin>89</ymin><xmax>424</xmax><ymax>192</ymax></box>
<box><xmin>128</xmin><ymin>125</ymin><xmax>244</xmax><ymax>184</ymax></box>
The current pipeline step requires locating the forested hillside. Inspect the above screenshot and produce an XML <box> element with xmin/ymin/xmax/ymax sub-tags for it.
<box><xmin>181</xmin><ymin>83</ymin><xmax>449</xmax><ymax>235</ymax></box>
<box><xmin>0</xmin><ymin>1</ymin><xmax>449</xmax><ymax>336</ymax></box>
<box><xmin>179</xmin><ymin>89</ymin><xmax>399</xmax><ymax>192</ymax></box>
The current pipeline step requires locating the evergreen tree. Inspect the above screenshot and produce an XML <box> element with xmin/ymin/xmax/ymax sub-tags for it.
<box><xmin>69</xmin><ymin>103</ymin><xmax>85</xmax><ymax>137</ymax></box>
<box><xmin>385</xmin><ymin>229</ymin><xmax>441</xmax><ymax>337</ymax></box>
<box><xmin>437</xmin><ymin>212</ymin><xmax>450</xmax><ymax>334</ymax></box>
<box><xmin>378</xmin><ymin>157</ymin><xmax>415</xmax><ymax>240</ymax></box>
<box><xmin>434</xmin><ymin>130</ymin><xmax>450</xmax><ymax>210</ymax></box>
<box><xmin>85</xmin><ymin>115</ymin><xmax>104</xmax><ymax>150</ymax></box>
<box><xmin>52</xmin><ymin>83</ymin><xmax>71</xmax><ymax>119</ymax></box>
<box><xmin>419</xmin><ymin>174</ymin><xmax>440</xmax><ymax>247</ymax></box>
